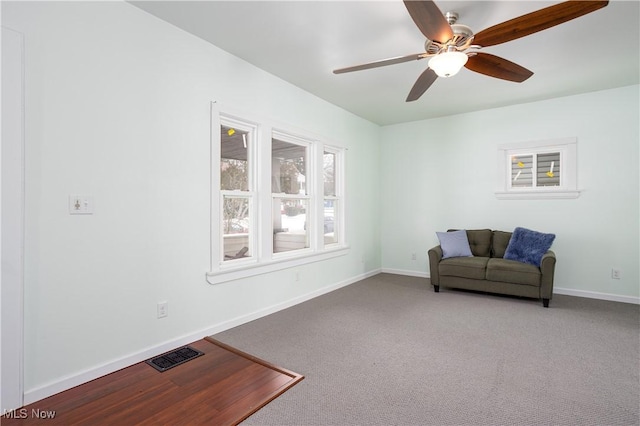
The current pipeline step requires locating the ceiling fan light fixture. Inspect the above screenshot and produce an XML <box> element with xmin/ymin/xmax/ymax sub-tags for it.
<box><xmin>428</xmin><ymin>51</ymin><xmax>468</xmax><ymax>78</ymax></box>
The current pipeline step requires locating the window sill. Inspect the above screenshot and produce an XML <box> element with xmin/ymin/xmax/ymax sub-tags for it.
<box><xmin>495</xmin><ymin>190</ymin><xmax>580</xmax><ymax>200</ymax></box>
<box><xmin>206</xmin><ymin>245</ymin><xmax>350</xmax><ymax>285</ymax></box>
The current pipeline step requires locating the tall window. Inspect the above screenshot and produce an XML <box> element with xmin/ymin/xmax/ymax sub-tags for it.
<box><xmin>272</xmin><ymin>134</ymin><xmax>310</xmax><ymax>254</ymax></box>
<box><xmin>220</xmin><ymin>120</ymin><xmax>255</xmax><ymax>262</ymax></box>
<box><xmin>323</xmin><ymin>149</ymin><xmax>339</xmax><ymax>245</ymax></box>
<box><xmin>209</xmin><ymin>105</ymin><xmax>347</xmax><ymax>284</ymax></box>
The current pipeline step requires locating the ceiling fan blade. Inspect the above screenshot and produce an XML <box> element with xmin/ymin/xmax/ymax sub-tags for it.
<box><xmin>465</xmin><ymin>53</ymin><xmax>533</xmax><ymax>83</ymax></box>
<box><xmin>406</xmin><ymin>68</ymin><xmax>438</xmax><ymax>102</ymax></box>
<box><xmin>333</xmin><ymin>53</ymin><xmax>428</xmax><ymax>74</ymax></box>
<box><xmin>473</xmin><ymin>1</ymin><xmax>609</xmax><ymax>47</ymax></box>
<box><xmin>403</xmin><ymin>0</ymin><xmax>453</xmax><ymax>44</ymax></box>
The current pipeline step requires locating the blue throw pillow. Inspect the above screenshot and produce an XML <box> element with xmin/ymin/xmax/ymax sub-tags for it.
<box><xmin>504</xmin><ymin>227</ymin><xmax>555</xmax><ymax>267</ymax></box>
<box><xmin>437</xmin><ymin>230</ymin><xmax>473</xmax><ymax>259</ymax></box>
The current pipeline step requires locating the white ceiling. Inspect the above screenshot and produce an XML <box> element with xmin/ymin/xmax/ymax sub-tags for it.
<box><xmin>131</xmin><ymin>1</ymin><xmax>640</xmax><ymax>126</ymax></box>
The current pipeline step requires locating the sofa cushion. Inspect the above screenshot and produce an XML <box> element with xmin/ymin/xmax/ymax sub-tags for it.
<box><xmin>440</xmin><ymin>257</ymin><xmax>489</xmax><ymax>280</ymax></box>
<box><xmin>437</xmin><ymin>230</ymin><xmax>473</xmax><ymax>259</ymax></box>
<box><xmin>466</xmin><ymin>229</ymin><xmax>492</xmax><ymax>257</ymax></box>
<box><xmin>449</xmin><ymin>229</ymin><xmax>492</xmax><ymax>257</ymax></box>
<box><xmin>486</xmin><ymin>258</ymin><xmax>541</xmax><ymax>286</ymax></box>
<box><xmin>491</xmin><ymin>231</ymin><xmax>512</xmax><ymax>258</ymax></box>
<box><xmin>504</xmin><ymin>227</ymin><xmax>556</xmax><ymax>267</ymax></box>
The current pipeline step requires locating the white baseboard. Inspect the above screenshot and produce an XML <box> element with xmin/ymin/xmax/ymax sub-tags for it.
<box><xmin>554</xmin><ymin>287</ymin><xmax>640</xmax><ymax>305</ymax></box>
<box><xmin>23</xmin><ymin>268</ymin><xmax>381</xmax><ymax>406</ymax></box>
<box><xmin>381</xmin><ymin>268</ymin><xmax>428</xmax><ymax>278</ymax></box>
<box><xmin>380</xmin><ymin>269</ymin><xmax>639</xmax><ymax>305</ymax></box>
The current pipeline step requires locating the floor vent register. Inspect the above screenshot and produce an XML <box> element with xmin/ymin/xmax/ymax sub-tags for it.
<box><xmin>146</xmin><ymin>346</ymin><xmax>204</xmax><ymax>372</ymax></box>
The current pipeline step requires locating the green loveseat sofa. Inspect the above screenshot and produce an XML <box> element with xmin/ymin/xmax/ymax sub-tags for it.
<box><xmin>428</xmin><ymin>229</ymin><xmax>556</xmax><ymax>307</ymax></box>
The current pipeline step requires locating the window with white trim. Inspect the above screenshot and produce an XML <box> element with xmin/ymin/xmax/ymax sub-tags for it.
<box><xmin>323</xmin><ymin>149</ymin><xmax>340</xmax><ymax>245</ymax></box>
<box><xmin>272</xmin><ymin>132</ymin><xmax>311</xmax><ymax>254</ymax></box>
<box><xmin>208</xmin><ymin>103</ymin><xmax>347</xmax><ymax>284</ymax></box>
<box><xmin>496</xmin><ymin>137</ymin><xmax>579</xmax><ymax>199</ymax></box>
<box><xmin>510</xmin><ymin>151</ymin><xmax>561</xmax><ymax>188</ymax></box>
<box><xmin>220</xmin><ymin>120</ymin><xmax>256</xmax><ymax>262</ymax></box>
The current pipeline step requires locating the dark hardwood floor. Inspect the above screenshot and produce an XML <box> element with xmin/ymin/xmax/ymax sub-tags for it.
<box><xmin>1</xmin><ymin>337</ymin><xmax>303</xmax><ymax>425</ymax></box>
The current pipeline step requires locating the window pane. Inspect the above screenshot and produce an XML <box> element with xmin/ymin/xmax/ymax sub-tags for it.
<box><xmin>222</xmin><ymin>197</ymin><xmax>250</xmax><ymax>261</ymax></box>
<box><xmin>221</xmin><ymin>125</ymin><xmax>249</xmax><ymax>191</ymax></box>
<box><xmin>272</xmin><ymin>138</ymin><xmax>307</xmax><ymax>194</ymax></box>
<box><xmin>537</xmin><ymin>152</ymin><xmax>560</xmax><ymax>187</ymax></box>
<box><xmin>511</xmin><ymin>155</ymin><xmax>533</xmax><ymax>188</ymax></box>
<box><xmin>273</xmin><ymin>198</ymin><xmax>309</xmax><ymax>253</ymax></box>
<box><xmin>323</xmin><ymin>151</ymin><xmax>336</xmax><ymax>196</ymax></box>
<box><xmin>324</xmin><ymin>199</ymin><xmax>337</xmax><ymax>244</ymax></box>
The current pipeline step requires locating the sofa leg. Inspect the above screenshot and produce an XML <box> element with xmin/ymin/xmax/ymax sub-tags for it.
<box><xmin>434</xmin><ymin>285</ymin><xmax>439</xmax><ymax>293</ymax></box>
<box><xmin>542</xmin><ymin>298</ymin><xmax>549</xmax><ymax>308</ymax></box>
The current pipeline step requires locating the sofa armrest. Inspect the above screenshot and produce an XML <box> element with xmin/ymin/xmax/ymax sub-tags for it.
<box><xmin>540</xmin><ymin>250</ymin><xmax>556</xmax><ymax>300</ymax></box>
<box><xmin>427</xmin><ymin>245</ymin><xmax>443</xmax><ymax>286</ymax></box>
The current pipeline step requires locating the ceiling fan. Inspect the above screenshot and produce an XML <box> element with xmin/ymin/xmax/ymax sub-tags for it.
<box><xmin>333</xmin><ymin>1</ymin><xmax>609</xmax><ymax>102</ymax></box>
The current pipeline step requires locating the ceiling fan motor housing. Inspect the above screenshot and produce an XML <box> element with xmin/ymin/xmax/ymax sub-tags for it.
<box><xmin>424</xmin><ymin>20</ymin><xmax>474</xmax><ymax>55</ymax></box>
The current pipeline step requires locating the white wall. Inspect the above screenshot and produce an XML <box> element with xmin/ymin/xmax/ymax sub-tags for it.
<box><xmin>380</xmin><ymin>85</ymin><xmax>640</xmax><ymax>301</ymax></box>
<box><xmin>1</xmin><ymin>25</ymin><xmax>26</xmax><ymax>412</ymax></box>
<box><xmin>2</xmin><ymin>1</ymin><xmax>381</xmax><ymax>399</ymax></box>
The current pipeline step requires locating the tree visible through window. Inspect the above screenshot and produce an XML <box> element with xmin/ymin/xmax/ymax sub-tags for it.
<box><xmin>220</xmin><ymin>124</ymin><xmax>253</xmax><ymax>261</ymax></box>
<box><xmin>272</xmin><ymin>136</ymin><xmax>309</xmax><ymax>253</ymax></box>
<box><xmin>323</xmin><ymin>150</ymin><xmax>338</xmax><ymax>244</ymax></box>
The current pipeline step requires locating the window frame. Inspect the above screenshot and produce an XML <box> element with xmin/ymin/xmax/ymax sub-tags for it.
<box><xmin>208</xmin><ymin>102</ymin><xmax>348</xmax><ymax>285</ymax></box>
<box><xmin>508</xmin><ymin>151</ymin><xmax>561</xmax><ymax>190</ymax></box>
<box><xmin>495</xmin><ymin>137</ymin><xmax>579</xmax><ymax>199</ymax></box>
<box><xmin>219</xmin><ymin>116</ymin><xmax>257</xmax><ymax>265</ymax></box>
<box><xmin>322</xmin><ymin>146</ymin><xmax>342</xmax><ymax>247</ymax></box>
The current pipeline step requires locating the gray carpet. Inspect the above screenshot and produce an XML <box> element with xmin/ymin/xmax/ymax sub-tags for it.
<box><xmin>213</xmin><ymin>273</ymin><xmax>640</xmax><ymax>425</ymax></box>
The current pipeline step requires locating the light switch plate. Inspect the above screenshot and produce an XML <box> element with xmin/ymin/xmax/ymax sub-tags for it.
<box><xmin>69</xmin><ymin>195</ymin><xmax>94</xmax><ymax>214</ymax></box>
<box><xmin>157</xmin><ymin>302</ymin><xmax>168</xmax><ymax>318</ymax></box>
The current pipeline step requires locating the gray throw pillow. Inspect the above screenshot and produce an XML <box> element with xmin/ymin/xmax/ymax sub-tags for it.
<box><xmin>436</xmin><ymin>230</ymin><xmax>473</xmax><ymax>259</ymax></box>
